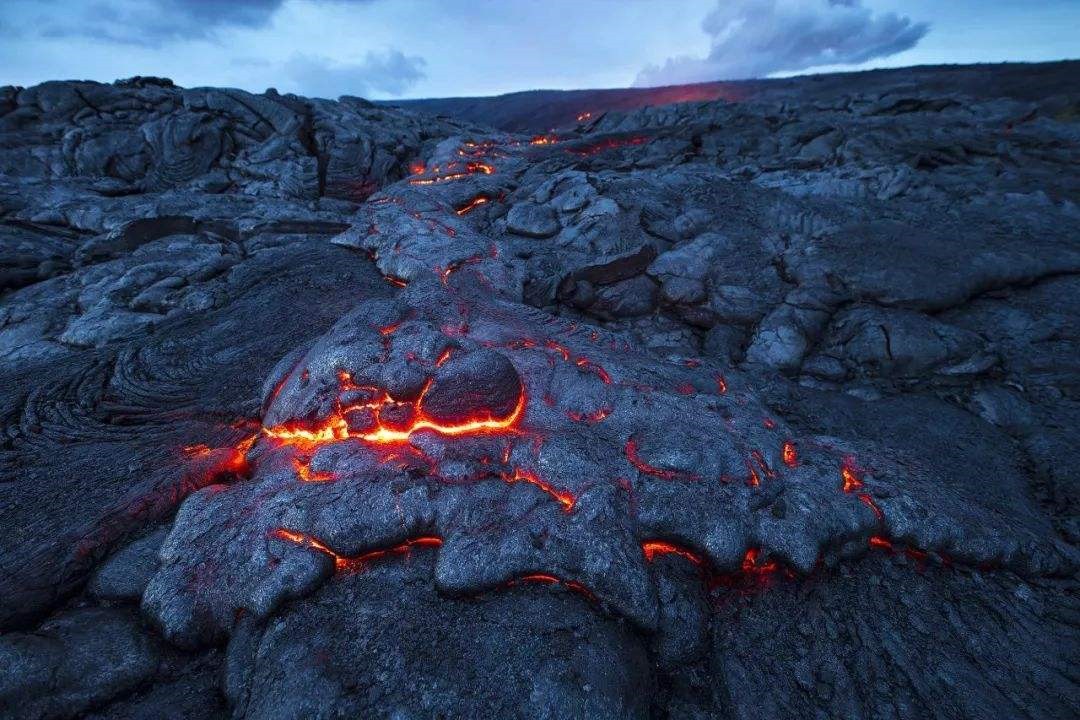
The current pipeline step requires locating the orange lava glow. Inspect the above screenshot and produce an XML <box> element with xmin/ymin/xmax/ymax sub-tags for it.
<box><xmin>715</xmin><ymin>375</ymin><xmax>728</xmax><ymax>394</ymax></box>
<box><xmin>454</xmin><ymin>195</ymin><xmax>491</xmax><ymax>215</ymax></box>
<box><xmin>642</xmin><ymin>540</ymin><xmax>703</xmax><ymax>565</ymax></box>
<box><xmin>575</xmin><ymin>357</ymin><xmax>612</xmax><ymax>384</ymax></box>
<box><xmin>750</xmin><ymin>450</ymin><xmax>776</xmax><ymax>481</ymax></box>
<box><xmin>576</xmin><ymin>111</ymin><xmax>592</xmax><ymax>122</ymax></box>
<box><xmin>271</xmin><ymin>528</ymin><xmax>443</xmax><ymax>572</ymax></box>
<box><xmin>292</xmin><ymin>457</ymin><xmax>335</xmax><ymax>483</ymax></box>
<box><xmin>741</xmin><ymin>548</ymin><xmax>779</xmax><ymax>575</ymax></box>
<box><xmin>530</xmin><ymin>135</ymin><xmax>557</xmax><ymax>145</ymax></box>
<box><xmin>183</xmin><ymin>433</ymin><xmax>255</xmax><ymax>481</ymax></box>
<box><xmin>747</xmin><ymin>463</ymin><xmax>761</xmax><ymax>488</ymax></box>
<box><xmin>545</xmin><ymin>340</ymin><xmax>571</xmax><ymax>361</ymax></box>
<box><xmin>782</xmin><ymin>441</ymin><xmax>798</xmax><ymax>468</ymax></box>
<box><xmin>868</xmin><ymin>535</ymin><xmax>893</xmax><ymax>551</ymax></box>
<box><xmin>504</xmin><ymin>467</ymin><xmax>576</xmax><ymax>511</ymax></box>
<box><xmin>511</xmin><ymin>573</ymin><xmax>597</xmax><ymax>602</ymax></box>
<box><xmin>858</xmin><ymin>493</ymin><xmax>884</xmax><ymax>520</ymax></box>
<box><xmin>408</xmin><ymin>161</ymin><xmax>495</xmax><ymax>185</ymax></box>
<box><xmin>182</xmin><ymin>443</ymin><xmax>213</xmax><ymax>457</ymax></box>
<box><xmin>566</xmin><ymin>406</ymin><xmax>611</xmax><ymax>424</ymax></box>
<box><xmin>265</xmin><ymin>381</ymin><xmax>526</xmax><ymax>450</ymax></box>
<box><xmin>625</xmin><ymin>438</ymin><xmax>700</xmax><ymax>481</ymax></box>
<box><xmin>840</xmin><ymin>456</ymin><xmax>863</xmax><ymax>493</ymax></box>
<box><xmin>436</xmin><ymin>248</ymin><xmax>493</xmax><ymax>285</ymax></box>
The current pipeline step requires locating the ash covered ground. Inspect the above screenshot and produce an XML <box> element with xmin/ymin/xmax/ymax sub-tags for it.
<box><xmin>0</xmin><ymin>63</ymin><xmax>1078</xmax><ymax>719</ymax></box>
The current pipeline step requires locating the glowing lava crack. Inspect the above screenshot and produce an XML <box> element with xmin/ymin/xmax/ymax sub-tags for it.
<box><xmin>265</xmin><ymin>382</ymin><xmax>527</xmax><ymax>449</ymax></box>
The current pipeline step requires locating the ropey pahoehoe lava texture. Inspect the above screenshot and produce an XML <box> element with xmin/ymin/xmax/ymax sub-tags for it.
<box><xmin>1</xmin><ymin>66</ymin><xmax>1079</xmax><ymax>719</ymax></box>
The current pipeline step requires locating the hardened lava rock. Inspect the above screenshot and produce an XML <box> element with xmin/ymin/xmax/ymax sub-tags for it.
<box><xmin>3</xmin><ymin>65</ymin><xmax>1080</xmax><ymax>719</ymax></box>
<box><xmin>145</xmin><ymin>274</ymin><xmax>1074</xmax><ymax>652</ymax></box>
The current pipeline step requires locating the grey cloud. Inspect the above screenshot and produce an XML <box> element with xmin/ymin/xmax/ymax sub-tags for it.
<box><xmin>30</xmin><ymin>0</ymin><xmax>371</xmax><ymax>46</ymax></box>
<box><xmin>636</xmin><ymin>0</ymin><xmax>929</xmax><ymax>86</ymax></box>
<box><xmin>284</xmin><ymin>50</ymin><xmax>426</xmax><ymax>98</ymax></box>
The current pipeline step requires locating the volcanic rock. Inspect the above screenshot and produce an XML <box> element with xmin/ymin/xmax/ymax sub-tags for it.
<box><xmin>2</xmin><ymin>63</ymin><xmax>1079</xmax><ymax>720</ymax></box>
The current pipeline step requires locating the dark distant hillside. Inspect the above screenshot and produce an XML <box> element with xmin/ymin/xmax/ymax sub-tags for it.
<box><xmin>385</xmin><ymin>60</ymin><xmax>1080</xmax><ymax>132</ymax></box>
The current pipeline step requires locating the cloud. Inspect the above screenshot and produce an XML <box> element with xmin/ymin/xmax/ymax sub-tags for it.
<box><xmin>635</xmin><ymin>0</ymin><xmax>929</xmax><ymax>86</ymax></box>
<box><xmin>32</xmin><ymin>0</ymin><xmax>372</xmax><ymax>46</ymax></box>
<box><xmin>283</xmin><ymin>50</ymin><xmax>426</xmax><ymax>98</ymax></box>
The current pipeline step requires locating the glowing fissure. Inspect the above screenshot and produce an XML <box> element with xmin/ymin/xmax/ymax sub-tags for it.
<box><xmin>292</xmin><ymin>457</ymin><xmax>335</xmax><ymax>483</ymax></box>
<box><xmin>504</xmin><ymin>467</ymin><xmax>576</xmax><ymax>511</ymax></box>
<box><xmin>840</xmin><ymin>455</ymin><xmax>864</xmax><ymax>493</ymax></box>
<box><xmin>272</xmin><ymin>528</ymin><xmax>600</xmax><ymax>601</ymax></box>
<box><xmin>454</xmin><ymin>194</ymin><xmax>492</xmax><ymax>215</ymax></box>
<box><xmin>642</xmin><ymin>538</ymin><xmax>789</xmax><ymax>592</ymax></box>
<box><xmin>509</xmin><ymin>573</ymin><xmax>597</xmax><ymax>602</ymax></box>
<box><xmin>409</xmin><ymin>161</ymin><xmax>495</xmax><ymax>185</ymax></box>
<box><xmin>265</xmin><ymin>386</ymin><xmax>527</xmax><ymax>450</ymax></box>
<box><xmin>625</xmin><ymin>438</ymin><xmax>702</xmax><ymax>482</ymax></box>
<box><xmin>436</xmin><ymin>245</ymin><xmax>496</xmax><ymax>285</ymax></box>
<box><xmin>642</xmin><ymin>540</ymin><xmax>703</xmax><ymax>565</ymax></box>
<box><xmin>271</xmin><ymin>528</ymin><xmax>442</xmax><ymax>572</ymax></box>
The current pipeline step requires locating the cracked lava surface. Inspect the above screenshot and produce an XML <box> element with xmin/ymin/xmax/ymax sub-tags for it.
<box><xmin>3</xmin><ymin>66</ymin><xmax>1080</xmax><ymax>720</ymax></box>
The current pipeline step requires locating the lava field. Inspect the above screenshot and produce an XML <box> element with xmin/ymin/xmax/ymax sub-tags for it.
<box><xmin>0</xmin><ymin>64</ymin><xmax>1078</xmax><ymax>719</ymax></box>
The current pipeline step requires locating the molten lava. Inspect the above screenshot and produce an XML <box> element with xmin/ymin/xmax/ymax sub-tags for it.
<box><xmin>454</xmin><ymin>194</ymin><xmax>492</xmax><ymax>215</ymax></box>
<box><xmin>642</xmin><ymin>540</ymin><xmax>703</xmax><ymax>565</ymax></box>
<box><xmin>625</xmin><ymin>438</ymin><xmax>700</xmax><ymax>481</ymax></box>
<box><xmin>840</xmin><ymin>456</ymin><xmax>864</xmax><ymax>493</ymax></box>
<box><xmin>504</xmin><ymin>467</ymin><xmax>576</xmax><ymax>512</ymax></box>
<box><xmin>858</xmin><ymin>493</ymin><xmax>884</xmax><ymax>520</ymax></box>
<box><xmin>868</xmin><ymin>535</ymin><xmax>893</xmax><ymax>551</ymax></box>
<box><xmin>575</xmin><ymin>357</ymin><xmax>612</xmax><ymax>384</ymax></box>
<box><xmin>510</xmin><ymin>574</ymin><xmax>597</xmax><ymax>602</ymax></box>
<box><xmin>740</xmin><ymin>548</ymin><xmax>779</xmax><ymax>576</ymax></box>
<box><xmin>293</xmin><ymin>457</ymin><xmax>335</xmax><ymax>483</ymax></box>
<box><xmin>272</xmin><ymin>528</ymin><xmax>442</xmax><ymax>573</ymax></box>
<box><xmin>782</xmin><ymin>441</ymin><xmax>798</xmax><ymax>468</ymax></box>
<box><xmin>566</xmin><ymin>406</ymin><xmax>612</xmax><ymax>424</ymax></box>
<box><xmin>409</xmin><ymin>161</ymin><xmax>495</xmax><ymax>185</ymax></box>
<box><xmin>265</xmin><ymin>380</ymin><xmax>526</xmax><ymax>450</ymax></box>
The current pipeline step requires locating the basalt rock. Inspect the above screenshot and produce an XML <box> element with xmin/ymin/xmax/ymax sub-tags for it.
<box><xmin>2</xmin><ymin>63</ymin><xmax>1079</xmax><ymax>720</ymax></box>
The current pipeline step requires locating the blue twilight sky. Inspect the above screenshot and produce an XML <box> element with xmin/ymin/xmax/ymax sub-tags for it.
<box><xmin>1</xmin><ymin>0</ymin><xmax>1077</xmax><ymax>99</ymax></box>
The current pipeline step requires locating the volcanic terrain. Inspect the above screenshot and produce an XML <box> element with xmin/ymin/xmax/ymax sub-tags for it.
<box><xmin>0</xmin><ymin>63</ymin><xmax>1078</xmax><ymax>719</ymax></box>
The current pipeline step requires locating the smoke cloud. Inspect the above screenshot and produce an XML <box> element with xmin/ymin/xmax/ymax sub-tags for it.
<box><xmin>636</xmin><ymin>0</ymin><xmax>929</xmax><ymax>86</ymax></box>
